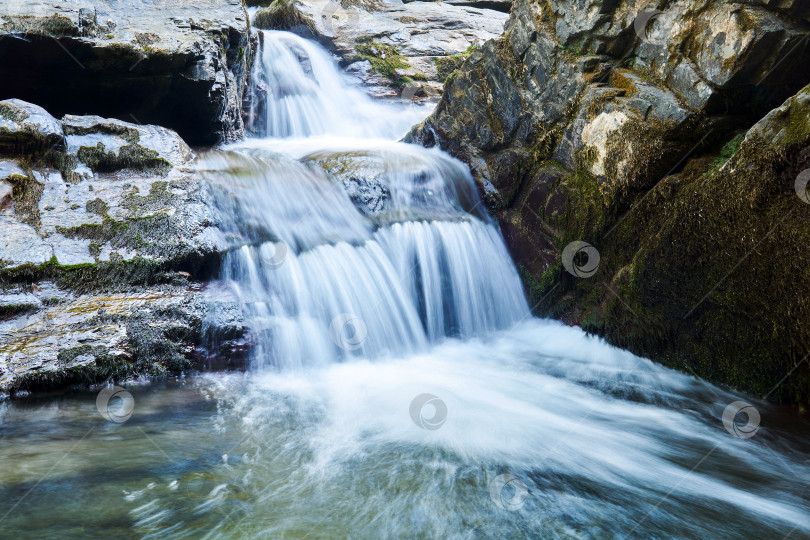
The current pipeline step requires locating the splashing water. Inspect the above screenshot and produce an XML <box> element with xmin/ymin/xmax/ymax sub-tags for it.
<box><xmin>1</xmin><ymin>29</ymin><xmax>809</xmax><ymax>540</ymax></box>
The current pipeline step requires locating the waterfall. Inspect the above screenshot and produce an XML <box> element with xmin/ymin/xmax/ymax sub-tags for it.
<box><xmin>209</xmin><ymin>30</ymin><xmax>529</xmax><ymax>369</ymax></box>
<box><xmin>244</xmin><ymin>30</ymin><xmax>427</xmax><ymax>139</ymax></box>
<box><xmin>4</xmin><ymin>27</ymin><xmax>809</xmax><ymax>540</ymax></box>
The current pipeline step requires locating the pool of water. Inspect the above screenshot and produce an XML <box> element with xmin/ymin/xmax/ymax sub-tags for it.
<box><xmin>2</xmin><ymin>319</ymin><xmax>808</xmax><ymax>539</ymax></box>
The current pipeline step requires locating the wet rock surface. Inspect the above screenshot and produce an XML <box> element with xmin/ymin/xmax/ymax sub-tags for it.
<box><xmin>306</xmin><ymin>151</ymin><xmax>392</xmax><ymax>218</ymax></box>
<box><xmin>0</xmin><ymin>282</ymin><xmax>247</xmax><ymax>394</ymax></box>
<box><xmin>0</xmin><ymin>0</ymin><xmax>251</xmax><ymax>146</ymax></box>
<box><xmin>410</xmin><ymin>0</ymin><xmax>810</xmax><ymax>402</ymax></box>
<box><xmin>0</xmin><ymin>99</ymin><xmax>244</xmax><ymax>396</ymax></box>
<box><xmin>0</xmin><ymin>99</ymin><xmax>224</xmax><ymax>270</ymax></box>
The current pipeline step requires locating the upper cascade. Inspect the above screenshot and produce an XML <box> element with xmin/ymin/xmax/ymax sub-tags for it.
<box><xmin>245</xmin><ymin>30</ymin><xmax>427</xmax><ymax>140</ymax></box>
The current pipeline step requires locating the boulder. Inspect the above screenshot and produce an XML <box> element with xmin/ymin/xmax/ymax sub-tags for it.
<box><xmin>0</xmin><ymin>0</ymin><xmax>251</xmax><ymax>146</ymax></box>
<box><xmin>409</xmin><ymin>0</ymin><xmax>810</xmax><ymax>402</ymax></box>
<box><xmin>0</xmin><ymin>99</ymin><xmax>223</xmax><ymax>270</ymax></box>
<box><xmin>0</xmin><ymin>99</ymin><xmax>244</xmax><ymax>396</ymax></box>
<box><xmin>0</xmin><ymin>282</ymin><xmax>247</xmax><ymax>395</ymax></box>
<box><xmin>0</xmin><ymin>99</ymin><xmax>65</xmax><ymax>155</ymax></box>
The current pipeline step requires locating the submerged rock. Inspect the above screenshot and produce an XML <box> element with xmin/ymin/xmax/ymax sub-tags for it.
<box><xmin>0</xmin><ymin>0</ymin><xmax>251</xmax><ymax>146</ymax></box>
<box><xmin>308</xmin><ymin>151</ymin><xmax>392</xmax><ymax>218</ymax></box>
<box><xmin>410</xmin><ymin>0</ymin><xmax>810</xmax><ymax>402</ymax></box>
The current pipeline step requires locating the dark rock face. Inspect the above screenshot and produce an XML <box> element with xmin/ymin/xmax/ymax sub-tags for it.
<box><xmin>0</xmin><ymin>0</ymin><xmax>251</xmax><ymax>147</ymax></box>
<box><xmin>0</xmin><ymin>99</ymin><xmax>243</xmax><ymax>396</ymax></box>
<box><xmin>410</xmin><ymin>0</ymin><xmax>810</xmax><ymax>403</ymax></box>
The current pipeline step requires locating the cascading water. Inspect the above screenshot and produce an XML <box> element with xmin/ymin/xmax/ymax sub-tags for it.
<box><xmin>244</xmin><ymin>30</ymin><xmax>427</xmax><ymax>139</ymax></box>
<box><xmin>2</xmin><ymin>29</ymin><xmax>809</xmax><ymax>540</ymax></box>
<box><xmin>209</xmin><ymin>30</ymin><xmax>529</xmax><ymax>369</ymax></box>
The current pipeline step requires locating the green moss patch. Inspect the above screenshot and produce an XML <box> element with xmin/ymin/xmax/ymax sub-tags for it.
<box><xmin>11</xmin><ymin>173</ymin><xmax>43</xmax><ymax>231</ymax></box>
<box><xmin>75</xmin><ymin>143</ymin><xmax>171</xmax><ymax>175</ymax></box>
<box><xmin>353</xmin><ymin>42</ymin><xmax>412</xmax><ymax>87</ymax></box>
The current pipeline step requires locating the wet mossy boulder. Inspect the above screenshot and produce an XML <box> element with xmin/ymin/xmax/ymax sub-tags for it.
<box><xmin>0</xmin><ymin>100</ymin><xmax>223</xmax><ymax>271</ymax></box>
<box><xmin>282</xmin><ymin>0</ymin><xmax>507</xmax><ymax>98</ymax></box>
<box><xmin>0</xmin><ymin>100</ymin><xmax>244</xmax><ymax>397</ymax></box>
<box><xmin>253</xmin><ymin>0</ymin><xmax>312</xmax><ymax>31</ymax></box>
<box><xmin>553</xmin><ymin>86</ymin><xmax>810</xmax><ymax>404</ymax></box>
<box><xmin>409</xmin><ymin>0</ymin><xmax>810</xmax><ymax>402</ymax></box>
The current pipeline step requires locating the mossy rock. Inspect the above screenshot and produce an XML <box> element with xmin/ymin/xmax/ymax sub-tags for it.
<box><xmin>253</xmin><ymin>0</ymin><xmax>311</xmax><ymax>31</ymax></box>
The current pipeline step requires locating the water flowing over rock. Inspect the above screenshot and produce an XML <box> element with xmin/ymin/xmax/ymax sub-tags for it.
<box><xmin>3</xmin><ymin>7</ymin><xmax>810</xmax><ymax>538</ymax></box>
<box><xmin>409</xmin><ymin>0</ymin><xmax>810</xmax><ymax>402</ymax></box>
<box><xmin>209</xmin><ymin>28</ymin><xmax>529</xmax><ymax>369</ymax></box>
<box><xmin>0</xmin><ymin>0</ymin><xmax>251</xmax><ymax>146</ymax></box>
<box><xmin>243</xmin><ymin>30</ymin><xmax>427</xmax><ymax>137</ymax></box>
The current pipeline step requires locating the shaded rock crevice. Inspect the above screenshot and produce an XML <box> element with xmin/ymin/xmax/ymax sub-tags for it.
<box><xmin>0</xmin><ymin>0</ymin><xmax>252</xmax><ymax>147</ymax></box>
